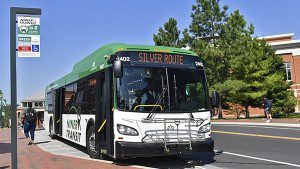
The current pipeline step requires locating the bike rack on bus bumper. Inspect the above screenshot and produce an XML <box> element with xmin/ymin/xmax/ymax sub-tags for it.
<box><xmin>141</xmin><ymin>118</ymin><xmax>205</xmax><ymax>152</ymax></box>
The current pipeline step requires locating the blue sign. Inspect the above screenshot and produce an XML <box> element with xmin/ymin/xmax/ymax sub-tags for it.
<box><xmin>32</xmin><ymin>45</ymin><xmax>39</xmax><ymax>52</ymax></box>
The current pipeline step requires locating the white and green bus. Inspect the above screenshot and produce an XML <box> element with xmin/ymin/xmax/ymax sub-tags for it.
<box><xmin>44</xmin><ymin>43</ymin><xmax>217</xmax><ymax>160</ymax></box>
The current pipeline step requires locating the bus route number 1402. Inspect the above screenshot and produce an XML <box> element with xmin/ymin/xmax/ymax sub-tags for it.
<box><xmin>117</xmin><ymin>57</ymin><xmax>131</xmax><ymax>62</ymax></box>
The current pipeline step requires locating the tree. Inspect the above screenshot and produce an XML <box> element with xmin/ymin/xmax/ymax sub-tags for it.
<box><xmin>188</xmin><ymin>0</ymin><xmax>230</xmax><ymax>88</ymax></box>
<box><xmin>189</xmin><ymin>0</ymin><xmax>228</xmax><ymax>45</ymax></box>
<box><xmin>3</xmin><ymin>105</ymin><xmax>11</xmax><ymax>128</ymax></box>
<box><xmin>153</xmin><ymin>0</ymin><xmax>297</xmax><ymax>118</ymax></box>
<box><xmin>219</xmin><ymin>10</ymin><xmax>296</xmax><ymax>117</ymax></box>
<box><xmin>153</xmin><ymin>18</ymin><xmax>186</xmax><ymax>48</ymax></box>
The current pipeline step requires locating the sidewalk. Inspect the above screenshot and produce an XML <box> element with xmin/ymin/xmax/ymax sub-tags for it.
<box><xmin>212</xmin><ymin>118</ymin><xmax>300</xmax><ymax>127</ymax></box>
<box><xmin>0</xmin><ymin>128</ymin><xmax>136</xmax><ymax>169</ymax></box>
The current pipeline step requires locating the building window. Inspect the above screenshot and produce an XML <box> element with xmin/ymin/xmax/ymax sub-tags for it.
<box><xmin>22</xmin><ymin>102</ymin><xmax>27</xmax><ymax>107</ymax></box>
<box><xmin>284</xmin><ymin>62</ymin><xmax>292</xmax><ymax>81</ymax></box>
<box><xmin>39</xmin><ymin>102</ymin><xmax>44</xmax><ymax>107</ymax></box>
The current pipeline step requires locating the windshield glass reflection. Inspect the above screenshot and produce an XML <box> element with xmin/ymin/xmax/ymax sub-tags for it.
<box><xmin>116</xmin><ymin>66</ymin><xmax>209</xmax><ymax>112</ymax></box>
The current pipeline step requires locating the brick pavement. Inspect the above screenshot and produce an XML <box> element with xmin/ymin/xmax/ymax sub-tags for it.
<box><xmin>0</xmin><ymin>128</ymin><xmax>136</xmax><ymax>169</ymax></box>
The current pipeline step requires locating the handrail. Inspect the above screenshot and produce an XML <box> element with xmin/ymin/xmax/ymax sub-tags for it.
<box><xmin>133</xmin><ymin>104</ymin><xmax>163</xmax><ymax>111</ymax></box>
<box><xmin>98</xmin><ymin>119</ymin><xmax>107</xmax><ymax>133</ymax></box>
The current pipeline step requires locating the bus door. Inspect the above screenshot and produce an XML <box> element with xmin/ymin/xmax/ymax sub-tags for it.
<box><xmin>95</xmin><ymin>72</ymin><xmax>106</xmax><ymax>149</ymax></box>
<box><xmin>54</xmin><ymin>88</ymin><xmax>64</xmax><ymax>136</ymax></box>
<box><xmin>95</xmin><ymin>69</ymin><xmax>114</xmax><ymax>156</ymax></box>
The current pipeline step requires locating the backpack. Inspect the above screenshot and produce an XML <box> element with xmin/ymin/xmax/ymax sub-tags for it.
<box><xmin>25</xmin><ymin>108</ymin><xmax>37</xmax><ymax>123</ymax></box>
<box><xmin>267</xmin><ymin>99</ymin><xmax>273</xmax><ymax>109</ymax></box>
<box><xmin>268</xmin><ymin>99</ymin><xmax>273</xmax><ymax>108</ymax></box>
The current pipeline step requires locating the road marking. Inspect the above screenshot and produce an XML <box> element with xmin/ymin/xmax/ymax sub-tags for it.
<box><xmin>212</xmin><ymin>122</ymin><xmax>300</xmax><ymax>128</ymax></box>
<box><xmin>214</xmin><ymin>124</ymin><xmax>300</xmax><ymax>131</ymax></box>
<box><xmin>212</xmin><ymin>130</ymin><xmax>300</xmax><ymax>141</ymax></box>
<box><xmin>194</xmin><ymin>165</ymin><xmax>223</xmax><ymax>169</ymax></box>
<box><xmin>213</xmin><ymin>124</ymin><xmax>300</xmax><ymax>131</ymax></box>
<box><xmin>219</xmin><ymin>151</ymin><xmax>300</xmax><ymax>168</ymax></box>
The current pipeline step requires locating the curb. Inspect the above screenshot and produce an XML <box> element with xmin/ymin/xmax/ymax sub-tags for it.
<box><xmin>211</xmin><ymin>122</ymin><xmax>300</xmax><ymax>128</ymax></box>
<box><xmin>37</xmin><ymin>144</ymin><xmax>154</xmax><ymax>169</ymax></box>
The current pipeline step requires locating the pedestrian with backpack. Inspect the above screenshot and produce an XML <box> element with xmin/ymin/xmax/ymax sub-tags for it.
<box><xmin>263</xmin><ymin>96</ymin><xmax>273</xmax><ymax>123</ymax></box>
<box><xmin>21</xmin><ymin>102</ymin><xmax>37</xmax><ymax>145</ymax></box>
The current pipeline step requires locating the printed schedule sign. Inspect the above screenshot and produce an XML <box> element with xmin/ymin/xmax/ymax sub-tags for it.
<box><xmin>17</xmin><ymin>16</ymin><xmax>40</xmax><ymax>57</ymax></box>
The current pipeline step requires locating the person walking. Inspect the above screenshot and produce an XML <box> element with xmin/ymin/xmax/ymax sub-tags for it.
<box><xmin>263</xmin><ymin>96</ymin><xmax>273</xmax><ymax>123</ymax></box>
<box><xmin>21</xmin><ymin>102</ymin><xmax>37</xmax><ymax>145</ymax></box>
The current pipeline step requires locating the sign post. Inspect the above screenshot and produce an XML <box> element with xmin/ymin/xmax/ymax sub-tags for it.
<box><xmin>10</xmin><ymin>7</ymin><xmax>41</xmax><ymax>169</ymax></box>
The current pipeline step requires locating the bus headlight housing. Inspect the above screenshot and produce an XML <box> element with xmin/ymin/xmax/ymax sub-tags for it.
<box><xmin>117</xmin><ymin>124</ymin><xmax>139</xmax><ymax>136</ymax></box>
<box><xmin>198</xmin><ymin>122</ymin><xmax>211</xmax><ymax>133</ymax></box>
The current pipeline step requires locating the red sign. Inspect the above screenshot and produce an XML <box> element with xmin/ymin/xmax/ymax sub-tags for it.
<box><xmin>18</xmin><ymin>46</ymin><xmax>31</xmax><ymax>52</ymax></box>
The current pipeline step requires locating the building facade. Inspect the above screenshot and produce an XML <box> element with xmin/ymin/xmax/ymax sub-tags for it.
<box><xmin>260</xmin><ymin>33</ymin><xmax>300</xmax><ymax>111</ymax></box>
<box><xmin>17</xmin><ymin>90</ymin><xmax>45</xmax><ymax>128</ymax></box>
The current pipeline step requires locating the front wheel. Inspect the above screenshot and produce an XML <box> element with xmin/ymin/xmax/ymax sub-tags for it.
<box><xmin>87</xmin><ymin>125</ymin><xmax>100</xmax><ymax>159</ymax></box>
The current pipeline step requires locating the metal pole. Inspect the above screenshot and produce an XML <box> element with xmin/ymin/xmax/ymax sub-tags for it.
<box><xmin>10</xmin><ymin>7</ymin><xmax>41</xmax><ymax>169</ymax></box>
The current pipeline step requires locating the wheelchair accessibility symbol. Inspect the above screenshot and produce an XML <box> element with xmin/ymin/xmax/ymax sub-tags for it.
<box><xmin>32</xmin><ymin>45</ymin><xmax>39</xmax><ymax>52</ymax></box>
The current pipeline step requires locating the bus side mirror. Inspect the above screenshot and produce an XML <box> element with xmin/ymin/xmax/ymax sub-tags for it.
<box><xmin>113</xmin><ymin>60</ymin><xmax>123</xmax><ymax>78</ymax></box>
<box><xmin>211</xmin><ymin>91</ymin><xmax>220</xmax><ymax>108</ymax></box>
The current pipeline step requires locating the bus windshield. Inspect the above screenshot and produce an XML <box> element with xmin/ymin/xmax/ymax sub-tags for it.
<box><xmin>116</xmin><ymin>66</ymin><xmax>210</xmax><ymax>112</ymax></box>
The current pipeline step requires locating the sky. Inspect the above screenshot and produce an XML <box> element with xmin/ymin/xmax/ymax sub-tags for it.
<box><xmin>0</xmin><ymin>0</ymin><xmax>300</xmax><ymax>103</ymax></box>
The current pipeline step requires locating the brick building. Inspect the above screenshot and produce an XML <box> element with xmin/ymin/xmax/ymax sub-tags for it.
<box><xmin>17</xmin><ymin>90</ymin><xmax>45</xmax><ymax>128</ymax></box>
<box><xmin>260</xmin><ymin>33</ymin><xmax>300</xmax><ymax>111</ymax></box>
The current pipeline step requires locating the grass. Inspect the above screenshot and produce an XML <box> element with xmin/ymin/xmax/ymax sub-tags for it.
<box><xmin>213</xmin><ymin>113</ymin><xmax>300</xmax><ymax>120</ymax></box>
<box><xmin>273</xmin><ymin>113</ymin><xmax>300</xmax><ymax>118</ymax></box>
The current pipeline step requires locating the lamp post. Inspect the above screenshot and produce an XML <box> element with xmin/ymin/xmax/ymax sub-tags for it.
<box><xmin>0</xmin><ymin>90</ymin><xmax>3</xmax><ymax>129</ymax></box>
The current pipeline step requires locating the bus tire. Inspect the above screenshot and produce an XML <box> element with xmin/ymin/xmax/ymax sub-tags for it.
<box><xmin>49</xmin><ymin>118</ymin><xmax>56</xmax><ymax>139</ymax></box>
<box><xmin>87</xmin><ymin>125</ymin><xmax>100</xmax><ymax>159</ymax></box>
<box><xmin>99</xmin><ymin>154</ymin><xmax>111</xmax><ymax>161</ymax></box>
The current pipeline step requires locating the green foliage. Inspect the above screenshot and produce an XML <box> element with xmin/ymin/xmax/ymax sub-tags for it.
<box><xmin>153</xmin><ymin>18</ymin><xmax>186</xmax><ymax>48</ymax></box>
<box><xmin>187</xmin><ymin>0</ymin><xmax>230</xmax><ymax>85</ymax></box>
<box><xmin>189</xmin><ymin>0</ymin><xmax>228</xmax><ymax>44</ymax></box>
<box><xmin>153</xmin><ymin>0</ymin><xmax>297</xmax><ymax>117</ymax></box>
<box><xmin>3</xmin><ymin>105</ymin><xmax>11</xmax><ymax>128</ymax></box>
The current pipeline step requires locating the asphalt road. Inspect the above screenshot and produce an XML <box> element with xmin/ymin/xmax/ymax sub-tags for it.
<box><xmin>210</xmin><ymin>124</ymin><xmax>300</xmax><ymax>169</ymax></box>
<box><xmin>35</xmin><ymin>123</ymin><xmax>300</xmax><ymax>169</ymax></box>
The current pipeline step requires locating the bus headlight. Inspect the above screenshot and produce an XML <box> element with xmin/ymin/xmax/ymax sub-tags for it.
<box><xmin>198</xmin><ymin>122</ymin><xmax>211</xmax><ymax>133</ymax></box>
<box><xmin>117</xmin><ymin>124</ymin><xmax>139</xmax><ymax>136</ymax></box>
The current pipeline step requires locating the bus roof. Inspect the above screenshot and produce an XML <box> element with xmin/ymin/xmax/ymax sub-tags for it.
<box><xmin>46</xmin><ymin>43</ymin><xmax>198</xmax><ymax>92</ymax></box>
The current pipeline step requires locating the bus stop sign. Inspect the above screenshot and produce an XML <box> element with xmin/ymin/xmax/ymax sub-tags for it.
<box><xmin>17</xmin><ymin>16</ymin><xmax>40</xmax><ymax>57</ymax></box>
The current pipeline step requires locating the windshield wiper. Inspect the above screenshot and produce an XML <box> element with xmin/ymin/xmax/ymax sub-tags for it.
<box><xmin>166</xmin><ymin>68</ymin><xmax>171</xmax><ymax>110</ymax></box>
<box><xmin>174</xmin><ymin>75</ymin><xmax>178</xmax><ymax>107</ymax></box>
<box><xmin>146</xmin><ymin>75</ymin><xmax>167</xmax><ymax>119</ymax></box>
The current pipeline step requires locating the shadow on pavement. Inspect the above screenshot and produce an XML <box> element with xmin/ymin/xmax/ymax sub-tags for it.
<box><xmin>0</xmin><ymin>166</ymin><xmax>10</xmax><ymax>169</ymax></box>
<box><xmin>113</xmin><ymin>152</ymin><xmax>216</xmax><ymax>169</ymax></box>
<box><xmin>55</xmin><ymin>136</ymin><xmax>88</xmax><ymax>154</ymax></box>
<box><xmin>42</xmin><ymin>129</ymin><xmax>218</xmax><ymax>168</ymax></box>
<box><xmin>0</xmin><ymin>143</ymin><xmax>11</xmax><ymax>154</ymax></box>
<box><xmin>35</xmin><ymin>141</ymin><xmax>51</xmax><ymax>145</ymax></box>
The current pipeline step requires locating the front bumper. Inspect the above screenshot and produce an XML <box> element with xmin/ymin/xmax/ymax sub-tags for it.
<box><xmin>115</xmin><ymin>138</ymin><xmax>214</xmax><ymax>159</ymax></box>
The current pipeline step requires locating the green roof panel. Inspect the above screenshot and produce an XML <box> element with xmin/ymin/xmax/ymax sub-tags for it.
<box><xmin>46</xmin><ymin>43</ymin><xmax>198</xmax><ymax>93</ymax></box>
